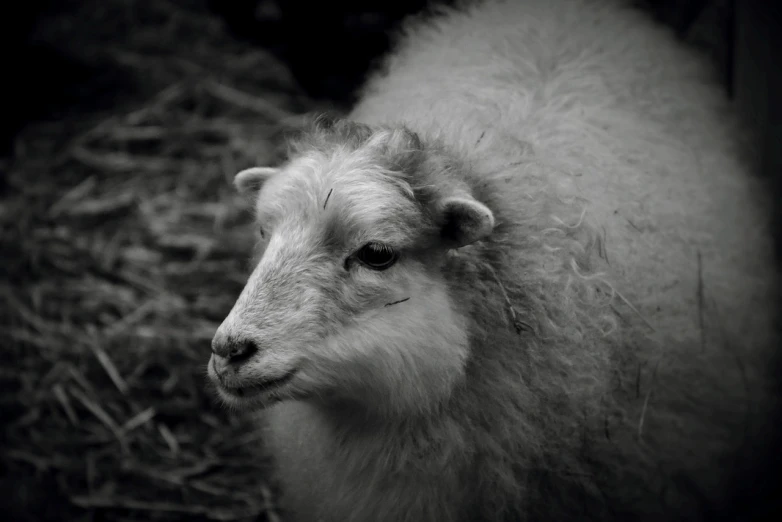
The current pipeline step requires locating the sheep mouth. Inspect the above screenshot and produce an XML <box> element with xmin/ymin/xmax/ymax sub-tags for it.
<box><xmin>218</xmin><ymin>371</ymin><xmax>298</xmax><ymax>401</ymax></box>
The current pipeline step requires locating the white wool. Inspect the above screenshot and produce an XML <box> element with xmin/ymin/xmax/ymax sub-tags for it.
<box><xmin>217</xmin><ymin>1</ymin><xmax>779</xmax><ymax>521</ymax></box>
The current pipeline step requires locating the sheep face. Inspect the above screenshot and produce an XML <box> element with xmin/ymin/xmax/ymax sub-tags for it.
<box><xmin>208</xmin><ymin>120</ymin><xmax>495</xmax><ymax>416</ymax></box>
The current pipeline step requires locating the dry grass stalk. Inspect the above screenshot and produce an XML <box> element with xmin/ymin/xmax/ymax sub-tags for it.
<box><xmin>2</xmin><ymin>0</ymin><xmax>321</xmax><ymax>520</ymax></box>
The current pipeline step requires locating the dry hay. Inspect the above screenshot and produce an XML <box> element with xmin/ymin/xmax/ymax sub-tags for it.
<box><xmin>1</xmin><ymin>1</ymin><xmax>326</xmax><ymax>520</ymax></box>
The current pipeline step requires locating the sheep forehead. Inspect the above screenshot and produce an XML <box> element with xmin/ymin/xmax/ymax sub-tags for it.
<box><xmin>258</xmin><ymin>150</ymin><xmax>422</xmax><ymax>244</ymax></box>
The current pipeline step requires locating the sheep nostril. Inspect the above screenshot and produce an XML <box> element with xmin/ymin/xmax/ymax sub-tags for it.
<box><xmin>226</xmin><ymin>339</ymin><xmax>258</xmax><ymax>365</ymax></box>
<box><xmin>212</xmin><ymin>335</ymin><xmax>259</xmax><ymax>365</ymax></box>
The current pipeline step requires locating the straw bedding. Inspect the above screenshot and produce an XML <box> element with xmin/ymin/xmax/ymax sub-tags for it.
<box><xmin>1</xmin><ymin>1</ymin><xmax>318</xmax><ymax>520</ymax></box>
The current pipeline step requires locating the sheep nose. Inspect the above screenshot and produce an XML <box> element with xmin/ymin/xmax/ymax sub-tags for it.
<box><xmin>211</xmin><ymin>332</ymin><xmax>259</xmax><ymax>365</ymax></box>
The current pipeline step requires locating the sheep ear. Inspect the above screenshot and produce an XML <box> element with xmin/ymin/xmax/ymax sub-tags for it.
<box><xmin>439</xmin><ymin>195</ymin><xmax>495</xmax><ymax>248</ymax></box>
<box><xmin>234</xmin><ymin>167</ymin><xmax>279</xmax><ymax>194</ymax></box>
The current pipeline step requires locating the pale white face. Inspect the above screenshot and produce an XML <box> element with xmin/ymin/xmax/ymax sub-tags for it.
<box><xmin>208</xmin><ymin>125</ymin><xmax>495</xmax><ymax>416</ymax></box>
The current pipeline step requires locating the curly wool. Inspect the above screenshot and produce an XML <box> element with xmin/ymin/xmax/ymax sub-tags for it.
<box><xmin>251</xmin><ymin>1</ymin><xmax>779</xmax><ymax>521</ymax></box>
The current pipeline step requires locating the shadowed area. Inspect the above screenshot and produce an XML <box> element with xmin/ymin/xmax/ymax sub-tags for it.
<box><xmin>1</xmin><ymin>0</ymin><xmax>318</xmax><ymax>520</ymax></box>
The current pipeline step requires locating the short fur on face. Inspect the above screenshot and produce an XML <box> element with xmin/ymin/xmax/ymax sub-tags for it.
<box><xmin>211</xmin><ymin>118</ymin><xmax>495</xmax><ymax>416</ymax></box>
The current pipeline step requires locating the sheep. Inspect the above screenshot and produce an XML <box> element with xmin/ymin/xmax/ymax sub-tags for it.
<box><xmin>207</xmin><ymin>0</ymin><xmax>780</xmax><ymax>520</ymax></box>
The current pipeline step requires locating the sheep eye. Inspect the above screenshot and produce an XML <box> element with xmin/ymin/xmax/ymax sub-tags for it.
<box><xmin>259</xmin><ymin>226</ymin><xmax>265</xmax><ymax>239</ymax></box>
<box><xmin>355</xmin><ymin>242</ymin><xmax>397</xmax><ymax>270</ymax></box>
